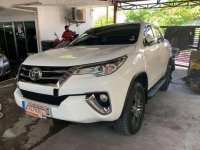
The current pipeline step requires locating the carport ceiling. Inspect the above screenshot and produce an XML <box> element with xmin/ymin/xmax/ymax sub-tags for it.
<box><xmin>0</xmin><ymin>0</ymin><xmax>111</xmax><ymax>8</ymax></box>
<box><xmin>38</xmin><ymin>0</ymin><xmax>111</xmax><ymax>6</ymax></box>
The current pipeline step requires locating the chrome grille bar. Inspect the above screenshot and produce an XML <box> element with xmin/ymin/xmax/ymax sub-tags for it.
<box><xmin>19</xmin><ymin>65</ymin><xmax>73</xmax><ymax>87</ymax></box>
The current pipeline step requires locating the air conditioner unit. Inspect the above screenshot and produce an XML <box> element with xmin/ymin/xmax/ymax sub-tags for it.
<box><xmin>70</xmin><ymin>8</ymin><xmax>86</xmax><ymax>22</ymax></box>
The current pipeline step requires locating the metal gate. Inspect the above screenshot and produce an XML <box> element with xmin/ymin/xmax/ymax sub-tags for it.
<box><xmin>162</xmin><ymin>26</ymin><xmax>200</xmax><ymax>67</ymax></box>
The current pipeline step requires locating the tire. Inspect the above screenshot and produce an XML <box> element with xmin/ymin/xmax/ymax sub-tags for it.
<box><xmin>114</xmin><ymin>82</ymin><xmax>145</xmax><ymax>135</ymax></box>
<box><xmin>160</xmin><ymin>65</ymin><xmax>171</xmax><ymax>91</ymax></box>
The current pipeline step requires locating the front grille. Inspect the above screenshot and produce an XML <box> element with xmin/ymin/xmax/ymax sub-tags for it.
<box><xmin>20</xmin><ymin>89</ymin><xmax>68</xmax><ymax>106</ymax></box>
<box><xmin>19</xmin><ymin>65</ymin><xmax>74</xmax><ymax>86</ymax></box>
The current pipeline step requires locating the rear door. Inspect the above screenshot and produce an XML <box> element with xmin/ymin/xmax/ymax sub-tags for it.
<box><xmin>152</xmin><ymin>25</ymin><xmax>169</xmax><ymax>77</ymax></box>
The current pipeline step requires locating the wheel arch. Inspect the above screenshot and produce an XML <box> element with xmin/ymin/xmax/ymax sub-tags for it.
<box><xmin>129</xmin><ymin>72</ymin><xmax>148</xmax><ymax>102</ymax></box>
<box><xmin>116</xmin><ymin>71</ymin><xmax>148</xmax><ymax>120</ymax></box>
<box><xmin>119</xmin><ymin>72</ymin><xmax>148</xmax><ymax>118</ymax></box>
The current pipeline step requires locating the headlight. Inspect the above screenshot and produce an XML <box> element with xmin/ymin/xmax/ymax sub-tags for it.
<box><xmin>74</xmin><ymin>55</ymin><xmax>127</xmax><ymax>77</ymax></box>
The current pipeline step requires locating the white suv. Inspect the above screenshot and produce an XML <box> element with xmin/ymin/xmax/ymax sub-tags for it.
<box><xmin>15</xmin><ymin>22</ymin><xmax>172</xmax><ymax>135</ymax></box>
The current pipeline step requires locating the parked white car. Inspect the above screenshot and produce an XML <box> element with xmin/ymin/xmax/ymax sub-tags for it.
<box><xmin>15</xmin><ymin>22</ymin><xmax>172</xmax><ymax>135</ymax></box>
<box><xmin>0</xmin><ymin>53</ymin><xmax>10</xmax><ymax>77</ymax></box>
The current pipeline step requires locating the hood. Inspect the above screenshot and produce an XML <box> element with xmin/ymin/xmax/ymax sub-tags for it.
<box><xmin>23</xmin><ymin>45</ymin><xmax>135</xmax><ymax>67</ymax></box>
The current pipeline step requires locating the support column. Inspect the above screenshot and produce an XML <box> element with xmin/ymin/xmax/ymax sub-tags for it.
<box><xmin>113</xmin><ymin>2</ymin><xmax>117</xmax><ymax>24</ymax></box>
<box><xmin>106</xmin><ymin>6</ymin><xmax>109</xmax><ymax>24</ymax></box>
<box><xmin>198</xmin><ymin>30</ymin><xmax>200</xmax><ymax>51</ymax></box>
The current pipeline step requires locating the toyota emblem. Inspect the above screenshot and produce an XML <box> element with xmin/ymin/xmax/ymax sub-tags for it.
<box><xmin>29</xmin><ymin>67</ymin><xmax>42</xmax><ymax>81</ymax></box>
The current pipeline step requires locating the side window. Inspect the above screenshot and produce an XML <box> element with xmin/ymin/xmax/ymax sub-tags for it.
<box><xmin>143</xmin><ymin>25</ymin><xmax>156</xmax><ymax>46</ymax></box>
<box><xmin>152</xmin><ymin>26</ymin><xmax>164</xmax><ymax>43</ymax></box>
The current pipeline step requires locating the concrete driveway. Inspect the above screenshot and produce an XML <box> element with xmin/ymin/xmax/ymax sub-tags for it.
<box><xmin>34</xmin><ymin>67</ymin><xmax>200</xmax><ymax>150</ymax></box>
<box><xmin>0</xmin><ymin>79</ymin><xmax>68</xmax><ymax>150</ymax></box>
<box><xmin>0</xmin><ymin>67</ymin><xmax>200</xmax><ymax>150</ymax></box>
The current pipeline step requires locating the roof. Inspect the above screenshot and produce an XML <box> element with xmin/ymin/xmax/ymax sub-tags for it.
<box><xmin>91</xmin><ymin>21</ymin><xmax>147</xmax><ymax>30</ymax></box>
<box><xmin>0</xmin><ymin>0</ymin><xmax>111</xmax><ymax>8</ymax></box>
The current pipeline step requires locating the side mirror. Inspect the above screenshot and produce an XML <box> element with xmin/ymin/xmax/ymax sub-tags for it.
<box><xmin>157</xmin><ymin>37</ymin><xmax>164</xmax><ymax>43</ymax></box>
<box><xmin>145</xmin><ymin>34</ymin><xmax>155</xmax><ymax>45</ymax></box>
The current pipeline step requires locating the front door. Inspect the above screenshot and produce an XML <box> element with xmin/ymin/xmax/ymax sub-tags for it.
<box><xmin>143</xmin><ymin>24</ymin><xmax>161</xmax><ymax>88</ymax></box>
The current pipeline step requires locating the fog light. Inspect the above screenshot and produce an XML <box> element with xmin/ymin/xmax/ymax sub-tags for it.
<box><xmin>85</xmin><ymin>93</ymin><xmax>111</xmax><ymax>115</ymax></box>
<box><xmin>100</xmin><ymin>94</ymin><xmax>108</xmax><ymax>102</ymax></box>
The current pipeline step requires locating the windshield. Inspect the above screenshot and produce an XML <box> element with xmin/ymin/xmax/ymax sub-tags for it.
<box><xmin>70</xmin><ymin>24</ymin><xmax>140</xmax><ymax>46</ymax></box>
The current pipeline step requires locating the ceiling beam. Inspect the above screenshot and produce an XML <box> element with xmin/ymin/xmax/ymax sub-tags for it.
<box><xmin>0</xmin><ymin>0</ymin><xmax>38</xmax><ymax>8</ymax></box>
<box><xmin>117</xmin><ymin>0</ymin><xmax>200</xmax><ymax>10</ymax></box>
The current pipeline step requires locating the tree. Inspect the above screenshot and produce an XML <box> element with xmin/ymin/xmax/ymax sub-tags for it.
<box><xmin>123</xmin><ymin>6</ymin><xmax>200</xmax><ymax>26</ymax></box>
<box><xmin>93</xmin><ymin>15</ymin><xmax>114</xmax><ymax>27</ymax></box>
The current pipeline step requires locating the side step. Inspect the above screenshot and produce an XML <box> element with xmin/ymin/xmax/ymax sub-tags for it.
<box><xmin>147</xmin><ymin>78</ymin><xmax>166</xmax><ymax>99</ymax></box>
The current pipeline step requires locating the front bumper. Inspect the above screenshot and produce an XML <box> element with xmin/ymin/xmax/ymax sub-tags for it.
<box><xmin>14</xmin><ymin>73</ymin><xmax>130</xmax><ymax>123</ymax></box>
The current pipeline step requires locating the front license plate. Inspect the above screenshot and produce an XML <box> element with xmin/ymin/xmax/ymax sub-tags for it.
<box><xmin>25</xmin><ymin>102</ymin><xmax>51</xmax><ymax>119</ymax></box>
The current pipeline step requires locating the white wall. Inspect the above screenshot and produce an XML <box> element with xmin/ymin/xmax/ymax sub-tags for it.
<box><xmin>69</xmin><ymin>7</ymin><xmax>93</xmax><ymax>35</ymax></box>
<box><xmin>36</xmin><ymin>5</ymin><xmax>93</xmax><ymax>42</ymax></box>
<box><xmin>36</xmin><ymin>6</ymin><xmax>66</xmax><ymax>41</ymax></box>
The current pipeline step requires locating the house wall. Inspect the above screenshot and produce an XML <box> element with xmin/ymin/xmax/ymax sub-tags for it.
<box><xmin>0</xmin><ymin>5</ymin><xmax>94</xmax><ymax>53</ymax></box>
<box><xmin>36</xmin><ymin>6</ymin><xmax>66</xmax><ymax>42</ymax></box>
<box><xmin>36</xmin><ymin>5</ymin><xmax>93</xmax><ymax>41</ymax></box>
